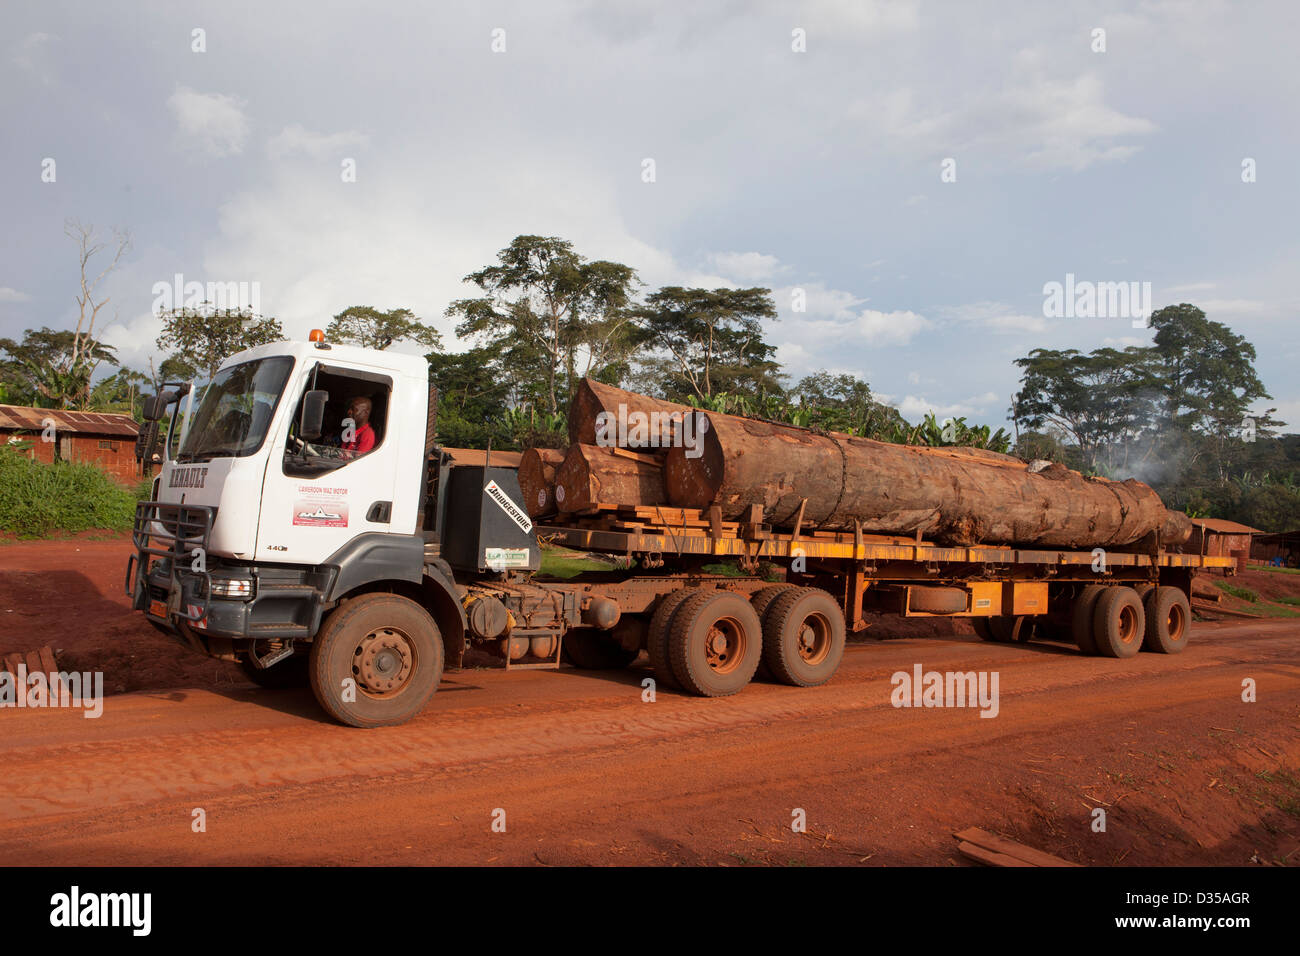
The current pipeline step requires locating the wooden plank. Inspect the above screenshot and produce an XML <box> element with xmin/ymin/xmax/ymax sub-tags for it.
<box><xmin>957</xmin><ymin>841</ymin><xmax>1034</xmax><ymax>867</ymax></box>
<box><xmin>954</xmin><ymin>827</ymin><xmax>1079</xmax><ymax>867</ymax></box>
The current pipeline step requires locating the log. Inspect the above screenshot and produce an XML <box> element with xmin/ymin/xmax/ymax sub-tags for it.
<box><xmin>664</xmin><ymin>411</ymin><xmax>1186</xmax><ymax>549</ymax></box>
<box><xmin>438</xmin><ymin>446</ymin><xmax>523</xmax><ymax>468</ymax></box>
<box><xmin>568</xmin><ymin>378</ymin><xmax>695</xmax><ymax>450</ymax></box>
<box><xmin>555</xmin><ymin>443</ymin><xmax>667</xmax><ymax>513</ymax></box>
<box><xmin>518</xmin><ymin>447</ymin><xmax>566</xmax><ymax>517</ymax></box>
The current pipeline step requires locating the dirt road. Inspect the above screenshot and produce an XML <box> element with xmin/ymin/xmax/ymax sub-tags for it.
<box><xmin>2</xmin><ymin>540</ymin><xmax>1298</xmax><ymax>866</ymax></box>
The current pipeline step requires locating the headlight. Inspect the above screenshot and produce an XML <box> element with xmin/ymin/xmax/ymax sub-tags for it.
<box><xmin>210</xmin><ymin>577</ymin><xmax>255</xmax><ymax>599</ymax></box>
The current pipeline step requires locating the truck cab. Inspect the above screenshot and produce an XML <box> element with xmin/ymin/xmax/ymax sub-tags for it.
<box><xmin>128</xmin><ymin>334</ymin><xmax>558</xmax><ymax>727</ymax></box>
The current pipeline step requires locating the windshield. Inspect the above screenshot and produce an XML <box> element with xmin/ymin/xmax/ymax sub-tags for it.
<box><xmin>177</xmin><ymin>356</ymin><xmax>294</xmax><ymax>462</ymax></box>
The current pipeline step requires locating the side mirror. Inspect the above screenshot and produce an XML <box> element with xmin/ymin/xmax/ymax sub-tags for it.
<box><xmin>143</xmin><ymin>391</ymin><xmax>174</xmax><ymax>422</ymax></box>
<box><xmin>300</xmin><ymin>390</ymin><xmax>328</xmax><ymax>440</ymax></box>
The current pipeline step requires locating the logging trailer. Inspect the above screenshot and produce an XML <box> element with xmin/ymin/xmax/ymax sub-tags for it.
<box><xmin>127</xmin><ymin>334</ymin><xmax>1236</xmax><ymax>727</ymax></box>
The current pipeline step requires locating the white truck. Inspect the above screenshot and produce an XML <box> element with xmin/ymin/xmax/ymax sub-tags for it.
<box><xmin>129</xmin><ymin>333</ymin><xmax>1231</xmax><ymax>727</ymax></box>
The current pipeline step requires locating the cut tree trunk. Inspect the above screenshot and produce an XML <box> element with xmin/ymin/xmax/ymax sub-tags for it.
<box><xmin>568</xmin><ymin>378</ymin><xmax>695</xmax><ymax>450</ymax></box>
<box><xmin>518</xmin><ymin>447</ymin><xmax>566</xmax><ymax>517</ymax></box>
<box><xmin>664</xmin><ymin>411</ymin><xmax>1187</xmax><ymax>549</ymax></box>
<box><xmin>555</xmin><ymin>443</ymin><xmax>667</xmax><ymax>513</ymax></box>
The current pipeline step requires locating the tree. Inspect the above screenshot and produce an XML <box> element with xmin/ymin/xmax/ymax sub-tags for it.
<box><xmin>155</xmin><ymin>306</ymin><xmax>285</xmax><ymax>380</ymax></box>
<box><xmin>325</xmin><ymin>306</ymin><xmax>442</xmax><ymax>351</ymax></box>
<box><xmin>1013</xmin><ymin>346</ymin><xmax>1160</xmax><ymax>471</ymax></box>
<box><xmin>446</xmin><ymin>236</ymin><xmax>640</xmax><ymax>415</ymax></box>
<box><xmin>64</xmin><ymin>221</ymin><xmax>131</xmax><ymax>408</ymax></box>
<box><xmin>427</xmin><ymin>346</ymin><xmax>513</xmax><ymax>449</ymax></box>
<box><xmin>790</xmin><ymin>371</ymin><xmax>906</xmax><ymax>437</ymax></box>
<box><xmin>631</xmin><ymin>286</ymin><xmax>782</xmax><ymax>402</ymax></box>
<box><xmin>0</xmin><ymin>327</ymin><xmax>118</xmax><ymax>408</ymax></box>
<box><xmin>88</xmin><ymin>367</ymin><xmax>149</xmax><ymax>416</ymax></box>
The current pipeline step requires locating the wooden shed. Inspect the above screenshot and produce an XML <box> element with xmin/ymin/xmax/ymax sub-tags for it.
<box><xmin>0</xmin><ymin>404</ymin><xmax>151</xmax><ymax>483</ymax></box>
<box><xmin>1187</xmin><ymin>518</ymin><xmax>1262</xmax><ymax>572</ymax></box>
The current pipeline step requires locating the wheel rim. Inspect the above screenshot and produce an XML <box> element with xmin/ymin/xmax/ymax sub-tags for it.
<box><xmin>1167</xmin><ymin>604</ymin><xmax>1187</xmax><ymax>642</ymax></box>
<box><xmin>795</xmin><ymin>612</ymin><xmax>832</xmax><ymax>666</ymax></box>
<box><xmin>1118</xmin><ymin>605</ymin><xmax>1139</xmax><ymax>644</ymax></box>
<box><xmin>352</xmin><ymin>626</ymin><xmax>416</xmax><ymax>697</ymax></box>
<box><xmin>704</xmin><ymin>616</ymin><xmax>747</xmax><ymax>674</ymax></box>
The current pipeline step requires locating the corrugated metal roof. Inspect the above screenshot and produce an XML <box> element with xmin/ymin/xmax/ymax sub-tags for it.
<box><xmin>1189</xmin><ymin>517</ymin><xmax>1263</xmax><ymax>535</ymax></box>
<box><xmin>0</xmin><ymin>404</ymin><xmax>140</xmax><ymax>437</ymax></box>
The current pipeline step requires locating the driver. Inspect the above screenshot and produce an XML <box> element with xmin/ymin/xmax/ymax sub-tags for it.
<box><xmin>340</xmin><ymin>396</ymin><xmax>376</xmax><ymax>459</ymax></box>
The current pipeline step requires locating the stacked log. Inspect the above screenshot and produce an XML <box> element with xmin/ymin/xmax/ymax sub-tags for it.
<box><xmin>518</xmin><ymin>447</ymin><xmax>566</xmax><ymax>517</ymax></box>
<box><xmin>555</xmin><ymin>444</ymin><xmax>667</xmax><ymax>513</ymax></box>
<box><xmin>568</xmin><ymin>379</ymin><xmax>695</xmax><ymax>450</ymax></box>
<box><xmin>663</xmin><ymin>411</ymin><xmax>1189</xmax><ymax>549</ymax></box>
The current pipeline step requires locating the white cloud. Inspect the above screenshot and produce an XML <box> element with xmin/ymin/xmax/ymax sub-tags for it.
<box><xmin>167</xmin><ymin>86</ymin><xmax>249</xmax><ymax>157</ymax></box>
<box><xmin>708</xmin><ymin>251</ymin><xmax>780</xmax><ymax>282</ymax></box>
<box><xmin>267</xmin><ymin>124</ymin><xmax>369</xmax><ymax>160</ymax></box>
<box><xmin>941</xmin><ymin>301</ymin><xmax>1047</xmax><ymax>334</ymax></box>
<box><xmin>0</xmin><ymin>287</ymin><xmax>32</xmax><ymax>302</ymax></box>
<box><xmin>1102</xmin><ymin>336</ymin><xmax>1148</xmax><ymax>348</ymax></box>
<box><xmin>12</xmin><ymin>32</ymin><xmax>56</xmax><ymax>81</ymax></box>
<box><xmin>893</xmin><ymin>391</ymin><xmax>1000</xmax><ymax>421</ymax></box>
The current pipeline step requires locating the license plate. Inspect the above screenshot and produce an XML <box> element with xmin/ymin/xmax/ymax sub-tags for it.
<box><xmin>148</xmin><ymin>599</ymin><xmax>167</xmax><ymax>618</ymax></box>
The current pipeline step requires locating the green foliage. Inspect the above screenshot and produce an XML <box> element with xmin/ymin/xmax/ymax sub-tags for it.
<box><xmin>0</xmin><ymin>327</ymin><xmax>119</xmax><ymax>409</ymax></box>
<box><xmin>156</xmin><ymin>306</ymin><xmax>285</xmax><ymax>380</ymax></box>
<box><xmin>1216</xmin><ymin>581</ymin><xmax>1258</xmax><ymax>603</ymax></box>
<box><xmin>428</xmin><ymin>346</ymin><xmax>513</xmax><ymax>449</ymax></box>
<box><xmin>326</xmin><ymin>305</ymin><xmax>442</xmax><ymax>351</ymax></box>
<box><xmin>446</xmin><ymin>236</ymin><xmax>640</xmax><ymax>415</ymax></box>
<box><xmin>0</xmin><ymin>447</ymin><xmax>138</xmax><ymax>537</ymax></box>
<box><xmin>631</xmin><ymin>286</ymin><xmax>782</xmax><ymax>402</ymax></box>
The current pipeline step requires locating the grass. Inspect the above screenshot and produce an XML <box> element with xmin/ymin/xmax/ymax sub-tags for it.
<box><xmin>538</xmin><ymin>544</ymin><xmax>627</xmax><ymax>579</ymax></box>
<box><xmin>1215</xmin><ymin>580</ymin><xmax>1259</xmax><ymax>603</ymax></box>
<box><xmin>0</xmin><ymin>447</ymin><xmax>144</xmax><ymax>537</ymax></box>
<box><xmin>1277</xmin><ymin>595</ymin><xmax>1300</xmax><ymax>606</ymax></box>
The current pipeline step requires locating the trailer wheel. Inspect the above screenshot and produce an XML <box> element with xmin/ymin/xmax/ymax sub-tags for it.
<box><xmin>1141</xmin><ymin>587</ymin><xmax>1191</xmax><ymax>654</ymax></box>
<box><xmin>668</xmin><ymin>590</ymin><xmax>762</xmax><ymax>697</ymax></box>
<box><xmin>1092</xmin><ymin>587</ymin><xmax>1145</xmax><ymax>659</ymax></box>
<box><xmin>762</xmin><ymin>587</ymin><xmax>846</xmax><ymax>687</ymax></box>
<box><xmin>1071</xmin><ymin>585</ymin><xmax>1106</xmax><ymax>655</ymax></box>
<box><xmin>750</xmin><ymin>585</ymin><xmax>798</xmax><ymax>681</ymax></box>
<box><xmin>990</xmin><ymin>616</ymin><xmax>1032</xmax><ymax>643</ymax></box>
<box><xmin>239</xmin><ymin>653</ymin><xmax>309</xmax><ymax>689</ymax></box>
<box><xmin>647</xmin><ymin>588</ymin><xmax>697</xmax><ymax>690</ymax></box>
<box><xmin>563</xmin><ymin>626</ymin><xmax>640</xmax><ymax>669</ymax></box>
<box><xmin>971</xmin><ymin>618</ymin><xmax>1000</xmax><ymax>642</ymax></box>
<box><xmin>309</xmin><ymin>593</ymin><xmax>443</xmax><ymax>728</ymax></box>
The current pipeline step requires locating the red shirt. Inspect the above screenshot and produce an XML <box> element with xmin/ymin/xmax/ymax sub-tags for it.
<box><xmin>343</xmin><ymin>423</ymin><xmax>375</xmax><ymax>455</ymax></box>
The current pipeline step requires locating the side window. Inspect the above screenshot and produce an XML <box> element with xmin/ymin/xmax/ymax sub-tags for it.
<box><xmin>283</xmin><ymin>366</ymin><xmax>392</xmax><ymax>479</ymax></box>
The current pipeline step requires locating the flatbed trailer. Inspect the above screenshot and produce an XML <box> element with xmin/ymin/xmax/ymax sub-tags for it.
<box><xmin>127</xmin><ymin>334</ymin><xmax>1237</xmax><ymax>727</ymax></box>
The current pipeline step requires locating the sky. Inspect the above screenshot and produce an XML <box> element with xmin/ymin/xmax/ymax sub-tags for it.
<box><xmin>1</xmin><ymin>0</ymin><xmax>1297</xmax><ymax>431</ymax></box>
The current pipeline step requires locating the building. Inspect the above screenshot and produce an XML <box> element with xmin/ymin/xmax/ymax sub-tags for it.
<box><xmin>1187</xmin><ymin>518</ymin><xmax>1263</xmax><ymax>573</ymax></box>
<box><xmin>1252</xmin><ymin>530</ymin><xmax>1300</xmax><ymax>568</ymax></box>
<box><xmin>0</xmin><ymin>404</ymin><xmax>151</xmax><ymax>483</ymax></box>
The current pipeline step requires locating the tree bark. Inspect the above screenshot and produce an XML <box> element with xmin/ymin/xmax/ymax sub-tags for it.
<box><xmin>664</xmin><ymin>412</ymin><xmax>1188</xmax><ymax>548</ymax></box>
<box><xmin>555</xmin><ymin>443</ymin><xmax>667</xmax><ymax>513</ymax></box>
<box><xmin>518</xmin><ymin>447</ymin><xmax>566</xmax><ymax>517</ymax></box>
<box><xmin>567</xmin><ymin>378</ymin><xmax>695</xmax><ymax>450</ymax></box>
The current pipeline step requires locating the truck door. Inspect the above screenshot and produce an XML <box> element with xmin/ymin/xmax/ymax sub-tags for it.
<box><xmin>258</xmin><ymin>363</ymin><xmax>400</xmax><ymax>564</ymax></box>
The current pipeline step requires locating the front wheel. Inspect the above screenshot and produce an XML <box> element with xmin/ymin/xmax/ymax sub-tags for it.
<box><xmin>309</xmin><ymin>593</ymin><xmax>444</xmax><ymax>727</ymax></box>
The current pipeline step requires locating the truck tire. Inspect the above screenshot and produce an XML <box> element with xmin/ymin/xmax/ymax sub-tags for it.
<box><xmin>239</xmin><ymin>653</ymin><xmax>309</xmax><ymax>689</ymax></box>
<box><xmin>908</xmin><ymin>586</ymin><xmax>968</xmax><ymax>614</ymax></box>
<box><xmin>647</xmin><ymin>588</ymin><xmax>697</xmax><ymax>690</ymax></box>
<box><xmin>309</xmin><ymin>593</ymin><xmax>444</xmax><ymax>728</ymax></box>
<box><xmin>563</xmin><ymin>626</ymin><xmax>640</xmax><ymax>669</ymax></box>
<box><xmin>1092</xmin><ymin>587</ymin><xmax>1145</xmax><ymax>659</ymax></box>
<box><xmin>761</xmin><ymin>587</ymin><xmax>846</xmax><ymax>687</ymax></box>
<box><xmin>668</xmin><ymin>590</ymin><xmax>762</xmax><ymax>697</ymax></box>
<box><xmin>971</xmin><ymin>617</ymin><xmax>998</xmax><ymax>642</ymax></box>
<box><xmin>1141</xmin><ymin>587</ymin><xmax>1191</xmax><ymax>655</ymax></box>
<box><xmin>750</xmin><ymin>585</ymin><xmax>798</xmax><ymax>681</ymax></box>
<box><xmin>1071</xmin><ymin>585</ymin><xmax>1106</xmax><ymax>655</ymax></box>
<box><xmin>980</xmin><ymin>616</ymin><xmax>1018</xmax><ymax>643</ymax></box>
